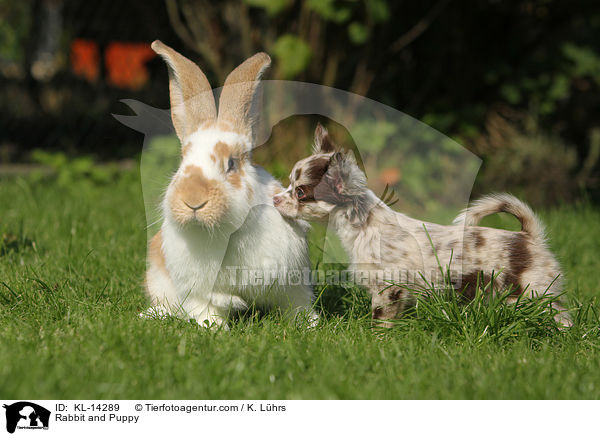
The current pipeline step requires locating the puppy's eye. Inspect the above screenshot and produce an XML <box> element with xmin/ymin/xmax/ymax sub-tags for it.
<box><xmin>296</xmin><ymin>187</ymin><xmax>306</xmax><ymax>200</ymax></box>
<box><xmin>226</xmin><ymin>157</ymin><xmax>237</xmax><ymax>173</ymax></box>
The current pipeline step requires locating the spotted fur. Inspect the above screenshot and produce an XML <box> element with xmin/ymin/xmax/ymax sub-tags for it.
<box><xmin>274</xmin><ymin>124</ymin><xmax>570</xmax><ymax>327</ymax></box>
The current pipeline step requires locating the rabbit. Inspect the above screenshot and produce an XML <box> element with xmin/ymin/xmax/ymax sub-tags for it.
<box><xmin>142</xmin><ymin>40</ymin><xmax>316</xmax><ymax>328</ymax></box>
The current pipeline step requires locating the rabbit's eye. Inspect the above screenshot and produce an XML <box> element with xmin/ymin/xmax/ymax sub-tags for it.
<box><xmin>296</xmin><ymin>187</ymin><xmax>306</xmax><ymax>200</ymax></box>
<box><xmin>226</xmin><ymin>157</ymin><xmax>237</xmax><ymax>173</ymax></box>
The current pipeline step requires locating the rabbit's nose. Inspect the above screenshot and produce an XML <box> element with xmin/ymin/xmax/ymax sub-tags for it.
<box><xmin>273</xmin><ymin>196</ymin><xmax>282</xmax><ymax>206</ymax></box>
<box><xmin>184</xmin><ymin>200</ymin><xmax>208</xmax><ymax>211</ymax></box>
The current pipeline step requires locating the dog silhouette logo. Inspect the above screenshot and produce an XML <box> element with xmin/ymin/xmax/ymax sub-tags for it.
<box><xmin>3</xmin><ymin>402</ymin><xmax>50</xmax><ymax>433</ymax></box>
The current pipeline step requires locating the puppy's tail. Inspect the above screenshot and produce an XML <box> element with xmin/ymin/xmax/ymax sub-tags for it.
<box><xmin>453</xmin><ymin>193</ymin><xmax>546</xmax><ymax>241</ymax></box>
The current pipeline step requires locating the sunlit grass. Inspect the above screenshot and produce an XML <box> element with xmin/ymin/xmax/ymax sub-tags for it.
<box><xmin>0</xmin><ymin>176</ymin><xmax>599</xmax><ymax>399</ymax></box>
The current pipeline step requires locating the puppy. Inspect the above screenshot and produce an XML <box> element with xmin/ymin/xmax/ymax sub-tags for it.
<box><xmin>273</xmin><ymin>124</ymin><xmax>570</xmax><ymax>327</ymax></box>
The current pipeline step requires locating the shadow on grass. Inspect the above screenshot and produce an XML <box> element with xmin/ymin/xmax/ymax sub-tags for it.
<box><xmin>0</xmin><ymin>228</ymin><xmax>36</xmax><ymax>256</ymax></box>
<box><xmin>136</xmin><ymin>261</ymin><xmax>600</xmax><ymax>347</ymax></box>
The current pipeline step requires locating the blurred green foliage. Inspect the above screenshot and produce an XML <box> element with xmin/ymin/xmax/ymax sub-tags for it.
<box><xmin>306</xmin><ymin>0</ymin><xmax>351</xmax><ymax>23</ymax></box>
<box><xmin>29</xmin><ymin>149</ymin><xmax>137</xmax><ymax>188</ymax></box>
<box><xmin>1</xmin><ymin>0</ymin><xmax>599</xmax><ymax>205</ymax></box>
<box><xmin>272</xmin><ymin>34</ymin><xmax>312</xmax><ymax>79</ymax></box>
<box><xmin>244</xmin><ymin>0</ymin><xmax>292</xmax><ymax>16</ymax></box>
<box><xmin>562</xmin><ymin>43</ymin><xmax>600</xmax><ymax>85</ymax></box>
<box><xmin>0</xmin><ymin>0</ymin><xmax>31</xmax><ymax>63</ymax></box>
<box><xmin>350</xmin><ymin>120</ymin><xmax>398</xmax><ymax>155</ymax></box>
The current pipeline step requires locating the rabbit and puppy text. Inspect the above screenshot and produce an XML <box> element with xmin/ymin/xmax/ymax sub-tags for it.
<box><xmin>143</xmin><ymin>41</ymin><xmax>316</xmax><ymax>328</ymax></box>
<box><xmin>273</xmin><ymin>124</ymin><xmax>570</xmax><ymax>327</ymax></box>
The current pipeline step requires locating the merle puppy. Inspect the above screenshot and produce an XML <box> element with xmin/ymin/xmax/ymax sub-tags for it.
<box><xmin>273</xmin><ymin>124</ymin><xmax>570</xmax><ymax>327</ymax></box>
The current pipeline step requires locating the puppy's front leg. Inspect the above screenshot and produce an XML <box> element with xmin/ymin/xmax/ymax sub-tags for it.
<box><xmin>370</xmin><ymin>285</ymin><xmax>407</xmax><ymax>328</ymax></box>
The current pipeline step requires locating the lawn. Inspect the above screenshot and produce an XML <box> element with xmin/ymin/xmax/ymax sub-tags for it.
<box><xmin>1</xmin><ymin>175</ymin><xmax>600</xmax><ymax>399</ymax></box>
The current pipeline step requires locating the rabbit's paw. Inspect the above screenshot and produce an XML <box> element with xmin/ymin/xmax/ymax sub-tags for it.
<box><xmin>139</xmin><ymin>305</ymin><xmax>171</xmax><ymax>320</ymax></box>
<box><xmin>190</xmin><ymin>307</ymin><xmax>230</xmax><ymax>331</ymax></box>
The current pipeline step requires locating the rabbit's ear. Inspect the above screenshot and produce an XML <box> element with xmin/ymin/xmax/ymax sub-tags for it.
<box><xmin>151</xmin><ymin>40</ymin><xmax>217</xmax><ymax>142</ymax></box>
<box><xmin>217</xmin><ymin>52</ymin><xmax>271</xmax><ymax>138</ymax></box>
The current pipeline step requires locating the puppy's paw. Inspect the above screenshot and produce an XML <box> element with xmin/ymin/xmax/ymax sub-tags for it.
<box><xmin>307</xmin><ymin>310</ymin><xmax>320</xmax><ymax>328</ymax></box>
<box><xmin>293</xmin><ymin>309</ymin><xmax>319</xmax><ymax>328</ymax></box>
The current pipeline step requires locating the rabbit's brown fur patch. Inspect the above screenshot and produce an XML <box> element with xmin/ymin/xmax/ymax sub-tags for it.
<box><xmin>169</xmin><ymin>165</ymin><xmax>227</xmax><ymax>225</ymax></box>
<box><xmin>148</xmin><ymin>230</ymin><xmax>166</xmax><ymax>272</ymax></box>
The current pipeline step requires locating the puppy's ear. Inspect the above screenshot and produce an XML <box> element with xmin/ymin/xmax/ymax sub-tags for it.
<box><xmin>327</xmin><ymin>151</ymin><xmax>372</xmax><ymax>224</ymax></box>
<box><xmin>314</xmin><ymin>151</ymin><xmax>366</xmax><ymax>205</ymax></box>
<box><xmin>328</xmin><ymin>151</ymin><xmax>366</xmax><ymax>196</ymax></box>
<box><xmin>313</xmin><ymin>123</ymin><xmax>336</xmax><ymax>154</ymax></box>
<box><xmin>327</xmin><ymin>152</ymin><xmax>346</xmax><ymax>195</ymax></box>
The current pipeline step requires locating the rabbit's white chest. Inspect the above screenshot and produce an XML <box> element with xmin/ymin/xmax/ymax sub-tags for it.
<box><xmin>162</xmin><ymin>223</ymin><xmax>227</xmax><ymax>297</ymax></box>
<box><xmin>161</xmin><ymin>203</ymin><xmax>308</xmax><ymax>300</ymax></box>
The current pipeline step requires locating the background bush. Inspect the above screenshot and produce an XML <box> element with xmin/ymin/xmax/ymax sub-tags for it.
<box><xmin>1</xmin><ymin>0</ymin><xmax>599</xmax><ymax>205</ymax></box>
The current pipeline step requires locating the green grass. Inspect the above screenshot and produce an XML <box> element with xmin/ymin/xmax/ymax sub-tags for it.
<box><xmin>1</xmin><ymin>176</ymin><xmax>600</xmax><ymax>399</ymax></box>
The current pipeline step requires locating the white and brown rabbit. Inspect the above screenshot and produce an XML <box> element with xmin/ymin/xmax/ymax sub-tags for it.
<box><xmin>143</xmin><ymin>41</ymin><xmax>316</xmax><ymax>328</ymax></box>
